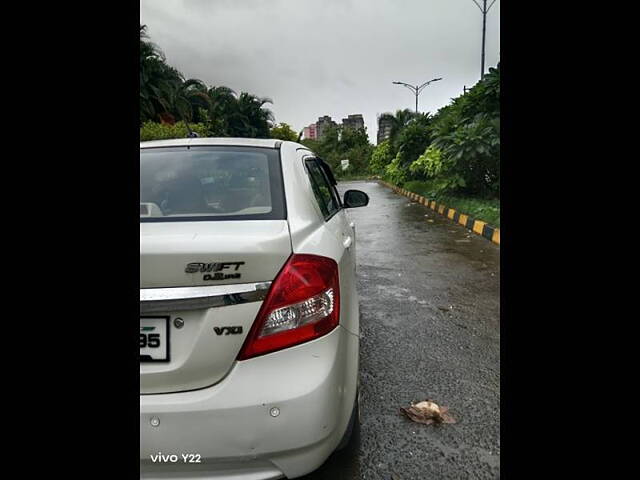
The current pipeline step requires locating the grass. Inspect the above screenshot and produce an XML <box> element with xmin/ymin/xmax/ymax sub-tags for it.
<box><xmin>404</xmin><ymin>180</ymin><xmax>500</xmax><ymax>227</ymax></box>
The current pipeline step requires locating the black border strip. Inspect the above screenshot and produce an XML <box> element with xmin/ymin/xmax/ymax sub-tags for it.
<box><xmin>482</xmin><ymin>224</ymin><xmax>495</xmax><ymax>240</ymax></box>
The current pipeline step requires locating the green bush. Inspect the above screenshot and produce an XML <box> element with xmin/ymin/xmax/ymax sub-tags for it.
<box><xmin>410</xmin><ymin>145</ymin><xmax>445</xmax><ymax>177</ymax></box>
<box><xmin>431</xmin><ymin>113</ymin><xmax>499</xmax><ymax>197</ymax></box>
<box><xmin>409</xmin><ymin>145</ymin><xmax>464</xmax><ymax>196</ymax></box>
<box><xmin>394</xmin><ymin>118</ymin><xmax>432</xmax><ymax>169</ymax></box>
<box><xmin>140</xmin><ymin>121</ymin><xmax>208</xmax><ymax>141</ymax></box>
<box><xmin>369</xmin><ymin>140</ymin><xmax>393</xmax><ymax>175</ymax></box>
<box><xmin>384</xmin><ymin>154</ymin><xmax>408</xmax><ymax>186</ymax></box>
<box><xmin>270</xmin><ymin>122</ymin><xmax>298</xmax><ymax>142</ymax></box>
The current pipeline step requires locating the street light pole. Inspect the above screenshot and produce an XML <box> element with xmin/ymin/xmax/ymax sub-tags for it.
<box><xmin>472</xmin><ymin>0</ymin><xmax>498</xmax><ymax>80</ymax></box>
<box><xmin>392</xmin><ymin>78</ymin><xmax>442</xmax><ymax>113</ymax></box>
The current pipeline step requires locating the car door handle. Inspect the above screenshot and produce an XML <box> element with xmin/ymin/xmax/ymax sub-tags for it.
<box><xmin>343</xmin><ymin>235</ymin><xmax>353</xmax><ymax>249</ymax></box>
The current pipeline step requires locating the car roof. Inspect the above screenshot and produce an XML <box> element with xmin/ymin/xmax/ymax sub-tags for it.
<box><xmin>140</xmin><ymin>137</ymin><xmax>283</xmax><ymax>149</ymax></box>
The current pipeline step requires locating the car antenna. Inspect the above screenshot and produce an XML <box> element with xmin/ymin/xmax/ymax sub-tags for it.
<box><xmin>185</xmin><ymin>121</ymin><xmax>199</xmax><ymax>138</ymax></box>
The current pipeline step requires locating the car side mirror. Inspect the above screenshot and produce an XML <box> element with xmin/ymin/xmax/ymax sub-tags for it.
<box><xmin>343</xmin><ymin>189</ymin><xmax>369</xmax><ymax>208</ymax></box>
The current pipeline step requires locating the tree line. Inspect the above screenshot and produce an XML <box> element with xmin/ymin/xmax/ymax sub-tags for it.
<box><xmin>140</xmin><ymin>25</ymin><xmax>275</xmax><ymax>139</ymax></box>
<box><xmin>372</xmin><ymin>64</ymin><xmax>500</xmax><ymax>199</ymax></box>
<box><xmin>301</xmin><ymin>126</ymin><xmax>374</xmax><ymax>178</ymax></box>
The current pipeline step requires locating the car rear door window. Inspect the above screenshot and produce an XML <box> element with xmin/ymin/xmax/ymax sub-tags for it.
<box><xmin>305</xmin><ymin>158</ymin><xmax>340</xmax><ymax>220</ymax></box>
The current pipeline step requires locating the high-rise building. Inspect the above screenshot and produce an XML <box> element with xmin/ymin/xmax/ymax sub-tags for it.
<box><xmin>316</xmin><ymin>115</ymin><xmax>337</xmax><ymax>140</ymax></box>
<box><xmin>342</xmin><ymin>114</ymin><xmax>365</xmax><ymax>131</ymax></box>
<box><xmin>302</xmin><ymin>123</ymin><xmax>317</xmax><ymax>140</ymax></box>
<box><xmin>306</xmin><ymin>114</ymin><xmax>365</xmax><ymax>140</ymax></box>
<box><xmin>377</xmin><ymin>115</ymin><xmax>393</xmax><ymax>144</ymax></box>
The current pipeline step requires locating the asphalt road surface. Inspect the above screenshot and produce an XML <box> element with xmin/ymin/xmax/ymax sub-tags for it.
<box><xmin>300</xmin><ymin>181</ymin><xmax>500</xmax><ymax>480</ymax></box>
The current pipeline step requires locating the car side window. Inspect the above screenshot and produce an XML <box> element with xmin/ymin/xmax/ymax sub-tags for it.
<box><xmin>319</xmin><ymin>161</ymin><xmax>343</xmax><ymax>209</ymax></box>
<box><xmin>305</xmin><ymin>158</ymin><xmax>340</xmax><ymax>220</ymax></box>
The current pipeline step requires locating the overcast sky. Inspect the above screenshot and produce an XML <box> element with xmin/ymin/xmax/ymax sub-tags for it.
<box><xmin>140</xmin><ymin>0</ymin><xmax>500</xmax><ymax>143</ymax></box>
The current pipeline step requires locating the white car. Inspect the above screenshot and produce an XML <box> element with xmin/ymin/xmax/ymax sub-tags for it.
<box><xmin>140</xmin><ymin>138</ymin><xmax>368</xmax><ymax>479</ymax></box>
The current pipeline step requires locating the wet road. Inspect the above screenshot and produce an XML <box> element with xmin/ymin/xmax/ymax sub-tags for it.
<box><xmin>300</xmin><ymin>181</ymin><xmax>500</xmax><ymax>480</ymax></box>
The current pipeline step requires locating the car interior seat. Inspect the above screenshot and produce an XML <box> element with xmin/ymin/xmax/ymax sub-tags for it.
<box><xmin>165</xmin><ymin>173</ymin><xmax>209</xmax><ymax>214</ymax></box>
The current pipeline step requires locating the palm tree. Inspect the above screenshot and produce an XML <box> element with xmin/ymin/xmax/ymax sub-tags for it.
<box><xmin>140</xmin><ymin>25</ymin><xmax>199</xmax><ymax>124</ymax></box>
<box><xmin>203</xmin><ymin>86</ymin><xmax>237</xmax><ymax>136</ymax></box>
<box><xmin>378</xmin><ymin>108</ymin><xmax>419</xmax><ymax>146</ymax></box>
<box><xmin>139</xmin><ymin>25</ymin><xmax>158</xmax><ymax>62</ymax></box>
<box><xmin>140</xmin><ymin>25</ymin><xmax>279</xmax><ymax>138</ymax></box>
<box><xmin>140</xmin><ymin>25</ymin><xmax>163</xmax><ymax>122</ymax></box>
<box><xmin>140</xmin><ymin>25</ymin><xmax>186</xmax><ymax>123</ymax></box>
<box><xmin>208</xmin><ymin>86</ymin><xmax>236</xmax><ymax>116</ymax></box>
<box><xmin>180</xmin><ymin>79</ymin><xmax>211</xmax><ymax>123</ymax></box>
<box><xmin>228</xmin><ymin>93</ymin><xmax>274</xmax><ymax>138</ymax></box>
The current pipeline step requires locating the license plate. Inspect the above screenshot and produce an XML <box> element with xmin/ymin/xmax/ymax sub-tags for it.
<box><xmin>140</xmin><ymin>316</ymin><xmax>170</xmax><ymax>362</ymax></box>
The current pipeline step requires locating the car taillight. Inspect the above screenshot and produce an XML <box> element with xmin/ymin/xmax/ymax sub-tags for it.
<box><xmin>237</xmin><ymin>254</ymin><xmax>340</xmax><ymax>360</ymax></box>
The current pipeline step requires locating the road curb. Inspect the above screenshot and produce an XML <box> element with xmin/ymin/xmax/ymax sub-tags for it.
<box><xmin>378</xmin><ymin>180</ymin><xmax>500</xmax><ymax>246</ymax></box>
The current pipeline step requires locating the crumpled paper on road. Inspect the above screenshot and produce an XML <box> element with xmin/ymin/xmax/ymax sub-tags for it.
<box><xmin>400</xmin><ymin>400</ymin><xmax>456</xmax><ymax>425</ymax></box>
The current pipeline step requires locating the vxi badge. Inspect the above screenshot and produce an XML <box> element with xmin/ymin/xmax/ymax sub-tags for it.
<box><xmin>185</xmin><ymin>261</ymin><xmax>245</xmax><ymax>281</ymax></box>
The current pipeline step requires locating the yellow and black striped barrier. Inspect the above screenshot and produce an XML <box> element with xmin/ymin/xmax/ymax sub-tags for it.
<box><xmin>378</xmin><ymin>180</ymin><xmax>500</xmax><ymax>246</ymax></box>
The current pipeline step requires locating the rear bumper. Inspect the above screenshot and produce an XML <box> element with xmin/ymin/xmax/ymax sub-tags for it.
<box><xmin>140</xmin><ymin>326</ymin><xmax>359</xmax><ymax>479</ymax></box>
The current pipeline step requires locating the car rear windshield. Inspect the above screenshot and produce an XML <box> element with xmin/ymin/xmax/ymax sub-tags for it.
<box><xmin>140</xmin><ymin>146</ymin><xmax>286</xmax><ymax>222</ymax></box>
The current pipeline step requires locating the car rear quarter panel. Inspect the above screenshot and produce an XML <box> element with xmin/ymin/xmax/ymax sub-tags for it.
<box><xmin>278</xmin><ymin>144</ymin><xmax>360</xmax><ymax>459</ymax></box>
<box><xmin>278</xmin><ymin>142</ymin><xmax>359</xmax><ymax>338</ymax></box>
